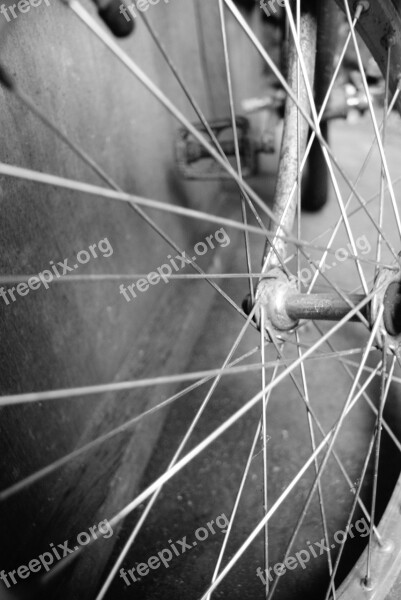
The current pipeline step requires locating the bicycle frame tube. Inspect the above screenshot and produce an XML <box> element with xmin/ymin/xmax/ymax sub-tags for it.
<box><xmin>262</xmin><ymin>1</ymin><xmax>318</xmax><ymax>270</ymax></box>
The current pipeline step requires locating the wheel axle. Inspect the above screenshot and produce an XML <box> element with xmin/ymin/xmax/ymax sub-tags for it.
<box><xmin>284</xmin><ymin>292</ymin><xmax>367</xmax><ymax>323</ymax></box>
<box><xmin>251</xmin><ymin>269</ymin><xmax>369</xmax><ymax>332</ymax></box>
<box><xmin>246</xmin><ymin>267</ymin><xmax>401</xmax><ymax>350</ymax></box>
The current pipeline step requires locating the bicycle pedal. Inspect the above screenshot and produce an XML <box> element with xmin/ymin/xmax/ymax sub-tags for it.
<box><xmin>175</xmin><ymin>116</ymin><xmax>271</xmax><ymax>180</ymax></box>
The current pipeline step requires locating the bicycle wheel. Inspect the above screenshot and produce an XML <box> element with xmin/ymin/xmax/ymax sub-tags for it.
<box><xmin>1</xmin><ymin>1</ymin><xmax>401</xmax><ymax>599</ymax></box>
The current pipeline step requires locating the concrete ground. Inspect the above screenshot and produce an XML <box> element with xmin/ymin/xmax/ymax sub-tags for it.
<box><xmin>105</xmin><ymin>97</ymin><xmax>401</xmax><ymax>600</ymax></box>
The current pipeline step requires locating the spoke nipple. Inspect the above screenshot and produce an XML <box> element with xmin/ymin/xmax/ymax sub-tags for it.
<box><xmin>361</xmin><ymin>576</ymin><xmax>374</xmax><ymax>591</ymax></box>
<box><xmin>354</xmin><ymin>1</ymin><xmax>369</xmax><ymax>19</ymax></box>
<box><xmin>378</xmin><ymin>538</ymin><xmax>394</xmax><ymax>554</ymax></box>
<box><xmin>383</xmin><ymin>29</ymin><xmax>397</xmax><ymax>49</ymax></box>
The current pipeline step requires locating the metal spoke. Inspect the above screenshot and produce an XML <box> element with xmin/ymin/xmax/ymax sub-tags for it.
<box><xmin>365</xmin><ymin>344</ymin><xmax>393</xmax><ymax>586</ymax></box>
<box><xmin>0</xmin><ymin>346</ymin><xmax>372</xmax><ymax>408</ymax></box>
<box><xmin>296</xmin><ymin>0</ymin><xmax>302</xmax><ymax>295</ymax></box>
<box><xmin>0</xmin><ymin>161</ymin><xmax>266</xmax><ymax>236</ymax></box>
<box><xmin>0</xmin><ymin>360</ymin><xmax>282</xmax><ymax>407</ymax></box>
<box><xmin>376</xmin><ymin>45</ymin><xmax>392</xmax><ymax>270</ymax></box>
<box><xmin>218</xmin><ymin>0</ymin><xmax>254</xmax><ymax>302</ymax></box>
<box><xmin>261</xmin><ymin>310</ymin><xmax>273</xmax><ymax>595</ymax></box>
<box><xmin>0</xmin><ymin>160</ymin><xmax>389</xmax><ymax>277</ymax></box>
<box><xmin>0</xmin><ymin>272</ymin><xmax>283</xmax><ymax>285</ymax></box>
